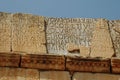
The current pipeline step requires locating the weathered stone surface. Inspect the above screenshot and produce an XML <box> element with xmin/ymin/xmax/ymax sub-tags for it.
<box><xmin>12</xmin><ymin>13</ymin><xmax>46</xmax><ymax>54</ymax></box>
<box><xmin>46</xmin><ymin>18</ymin><xmax>96</xmax><ymax>55</ymax></box>
<box><xmin>66</xmin><ymin>43</ymin><xmax>79</xmax><ymax>54</ymax></box>
<box><xmin>79</xmin><ymin>45</ymin><xmax>90</xmax><ymax>57</ymax></box>
<box><xmin>40</xmin><ymin>71</ymin><xmax>70</xmax><ymax>80</ymax></box>
<box><xmin>73</xmin><ymin>72</ymin><xmax>120</xmax><ymax>80</ymax></box>
<box><xmin>0</xmin><ymin>12</ymin><xmax>12</xmax><ymax>52</ymax></box>
<box><xmin>21</xmin><ymin>54</ymin><xmax>65</xmax><ymax>70</ymax></box>
<box><xmin>111</xmin><ymin>57</ymin><xmax>120</xmax><ymax>73</ymax></box>
<box><xmin>90</xmin><ymin>19</ymin><xmax>114</xmax><ymax>58</ymax></box>
<box><xmin>0</xmin><ymin>67</ymin><xmax>39</xmax><ymax>80</ymax></box>
<box><xmin>66</xmin><ymin>56</ymin><xmax>110</xmax><ymax>73</ymax></box>
<box><xmin>109</xmin><ymin>20</ymin><xmax>120</xmax><ymax>57</ymax></box>
<box><xmin>0</xmin><ymin>53</ymin><xmax>20</xmax><ymax>67</ymax></box>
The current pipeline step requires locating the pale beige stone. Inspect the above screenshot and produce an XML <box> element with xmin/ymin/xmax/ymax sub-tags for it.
<box><xmin>109</xmin><ymin>20</ymin><xmax>120</xmax><ymax>57</ymax></box>
<box><xmin>73</xmin><ymin>72</ymin><xmax>120</xmax><ymax>80</ymax></box>
<box><xmin>12</xmin><ymin>13</ymin><xmax>46</xmax><ymax>54</ymax></box>
<box><xmin>90</xmin><ymin>19</ymin><xmax>114</xmax><ymax>58</ymax></box>
<box><xmin>40</xmin><ymin>71</ymin><xmax>70</xmax><ymax>80</ymax></box>
<box><xmin>0</xmin><ymin>12</ymin><xmax>12</xmax><ymax>52</ymax></box>
<box><xmin>79</xmin><ymin>45</ymin><xmax>90</xmax><ymax>57</ymax></box>
<box><xmin>66</xmin><ymin>43</ymin><xmax>79</xmax><ymax>53</ymax></box>
<box><xmin>0</xmin><ymin>67</ymin><xmax>39</xmax><ymax>80</ymax></box>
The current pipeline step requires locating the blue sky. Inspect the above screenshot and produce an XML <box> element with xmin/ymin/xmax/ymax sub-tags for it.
<box><xmin>0</xmin><ymin>0</ymin><xmax>120</xmax><ymax>20</ymax></box>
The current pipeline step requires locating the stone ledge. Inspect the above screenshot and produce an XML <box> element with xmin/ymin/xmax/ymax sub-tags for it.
<box><xmin>21</xmin><ymin>54</ymin><xmax>65</xmax><ymax>70</ymax></box>
<box><xmin>1</xmin><ymin>52</ymin><xmax>120</xmax><ymax>74</ymax></box>
<box><xmin>66</xmin><ymin>56</ymin><xmax>110</xmax><ymax>73</ymax></box>
<box><xmin>111</xmin><ymin>57</ymin><xmax>120</xmax><ymax>73</ymax></box>
<box><xmin>0</xmin><ymin>53</ymin><xmax>20</xmax><ymax>67</ymax></box>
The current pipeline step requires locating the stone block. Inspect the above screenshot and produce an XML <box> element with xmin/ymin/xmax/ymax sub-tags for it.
<box><xmin>73</xmin><ymin>72</ymin><xmax>120</xmax><ymax>80</ymax></box>
<box><xmin>12</xmin><ymin>13</ymin><xmax>46</xmax><ymax>54</ymax></box>
<box><xmin>40</xmin><ymin>71</ymin><xmax>70</xmax><ymax>80</ymax></box>
<box><xmin>0</xmin><ymin>53</ymin><xmax>20</xmax><ymax>67</ymax></box>
<box><xmin>0</xmin><ymin>67</ymin><xmax>39</xmax><ymax>80</ymax></box>
<box><xmin>90</xmin><ymin>19</ymin><xmax>114</xmax><ymax>58</ymax></box>
<box><xmin>21</xmin><ymin>54</ymin><xmax>65</xmax><ymax>70</ymax></box>
<box><xmin>66</xmin><ymin>56</ymin><xmax>110</xmax><ymax>73</ymax></box>
<box><xmin>0</xmin><ymin>12</ymin><xmax>12</xmax><ymax>52</ymax></box>
<box><xmin>66</xmin><ymin>43</ymin><xmax>79</xmax><ymax>54</ymax></box>
<box><xmin>109</xmin><ymin>20</ymin><xmax>120</xmax><ymax>57</ymax></box>
<box><xmin>46</xmin><ymin>18</ymin><xmax>96</xmax><ymax>54</ymax></box>
<box><xmin>79</xmin><ymin>45</ymin><xmax>90</xmax><ymax>57</ymax></box>
<box><xmin>111</xmin><ymin>57</ymin><xmax>120</xmax><ymax>73</ymax></box>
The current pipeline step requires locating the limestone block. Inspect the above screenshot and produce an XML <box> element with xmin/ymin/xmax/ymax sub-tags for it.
<box><xmin>0</xmin><ymin>67</ymin><xmax>39</xmax><ymax>80</ymax></box>
<box><xmin>90</xmin><ymin>19</ymin><xmax>114</xmax><ymax>58</ymax></box>
<box><xmin>73</xmin><ymin>72</ymin><xmax>120</xmax><ymax>80</ymax></box>
<box><xmin>109</xmin><ymin>20</ymin><xmax>120</xmax><ymax>57</ymax></box>
<box><xmin>12</xmin><ymin>13</ymin><xmax>46</xmax><ymax>54</ymax></box>
<box><xmin>40</xmin><ymin>71</ymin><xmax>70</xmax><ymax>80</ymax></box>
<box><xmin>66</xmin><ymin>43</ymin><xmax>79</xmax><ymax>53</ymax></box>
<box><xmin>21</xmin><ymin>54</ymin><xmax>65</xmax><ymax>70</ymax></box>
<box><xmin>46</xmin><ymin>18</ymin><xmax>96</xmax><ymax>54</ymax></box>
<box><xmin>0</xmin><ymin>12</ymin><xmax>12</xmax><ymax>52</ymax></box>
<box><xmin>111</xmin><ymin>57</ymin><xmax>120</xmax><ymax>73</ymax></box>
<box><xmin>0</xmin><ymin>52</ymin><xmax>20</xmax><ymax>67</ymax></box>
<box><xmin>79</xmin><ymin>45</ymin><xmax>90</xmax><ymax>57</ymax></box>
<box><xmin>66</xmin><ymin>56</ymin><xmax>110</xmax><ymax>73</ymax></box>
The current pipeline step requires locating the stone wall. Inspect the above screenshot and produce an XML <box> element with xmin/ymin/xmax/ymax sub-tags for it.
<box><xmin>0</xmin><ymin>12</ymin><xmax>120</xmax><ymax>80</ymax></box>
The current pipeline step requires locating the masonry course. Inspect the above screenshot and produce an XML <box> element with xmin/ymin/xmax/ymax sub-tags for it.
<box><xmin>0</xmin><ymin>12</ymin><xmax>120</xmax><ymax>80</ymax></box>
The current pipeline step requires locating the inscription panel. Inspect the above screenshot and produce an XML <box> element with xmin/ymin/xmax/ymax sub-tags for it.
<box><xmin>46</xmin><ymin>18</ymin><xmax>96</xmax><ymax>54</ymax></box>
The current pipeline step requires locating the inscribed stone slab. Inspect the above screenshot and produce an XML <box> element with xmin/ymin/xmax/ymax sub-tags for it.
<box><xmin>46</xmin><ymin>18</ymin><xmax>96</xmax><ymax>55</ymax></box>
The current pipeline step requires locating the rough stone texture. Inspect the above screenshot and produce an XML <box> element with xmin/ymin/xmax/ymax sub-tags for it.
<box><xmin>12</xmin><ymin>13</ymin><xmax>46</xmax><ymax>54</ymax></box>
<box><xmin>0</xmin><ymin>67</ymin><xmax>39</xmax><ymax>80</ymax></box>
<box><xmin>73</xmin><ymin>72</ymin><xmax>120</xmax><ymax>80</ymax></box>
<box><xmin>46</xmin><ymin>18</ymin><xmax>96</xmax><ymax>55</ymax></box>
<box><xmin>40</xmin><ymin>71</ymin><xmax>70</xmax><ymax>80</ymax></box>
<box><xmin>90</xmin><ymin>19</ymin><xmax>114</xmax><ymax>58</ymax></box>
<box><xmin>0</xmin><ymin>53</ymin><xmax>20</xmax><ymax>67</ymax></box>
<box><xmin>66</xmin><ymin>56</ymin><xmax>110</xmax><ymax>73</ymax></box>
<box><xmin>0</xmin><ymin>12</ymin><xmax>12</xmax><ymax>52</ymax></box>
<box><xmin>111</xmin><ymin>57</ymin><xmax>120</xmax><ymax>73</ymax></box>
<box><xmin>109</xmin><ymin>20</ymin><xmax>120</xmax><ymax>57</ymax></box>
<box><xmin>79</xmin><ymin>46</ymin><xmax>90</xmax><ymax>57</ymax></box>
<box><xmin>21</xmin><ymin>54</ymin><xmax>65</xmax><ymax>70</ymax></box>
<box><xmin>66</xmin><ymin>43</ymin><xmax>79</xmax><ymax>54</ymax></box>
